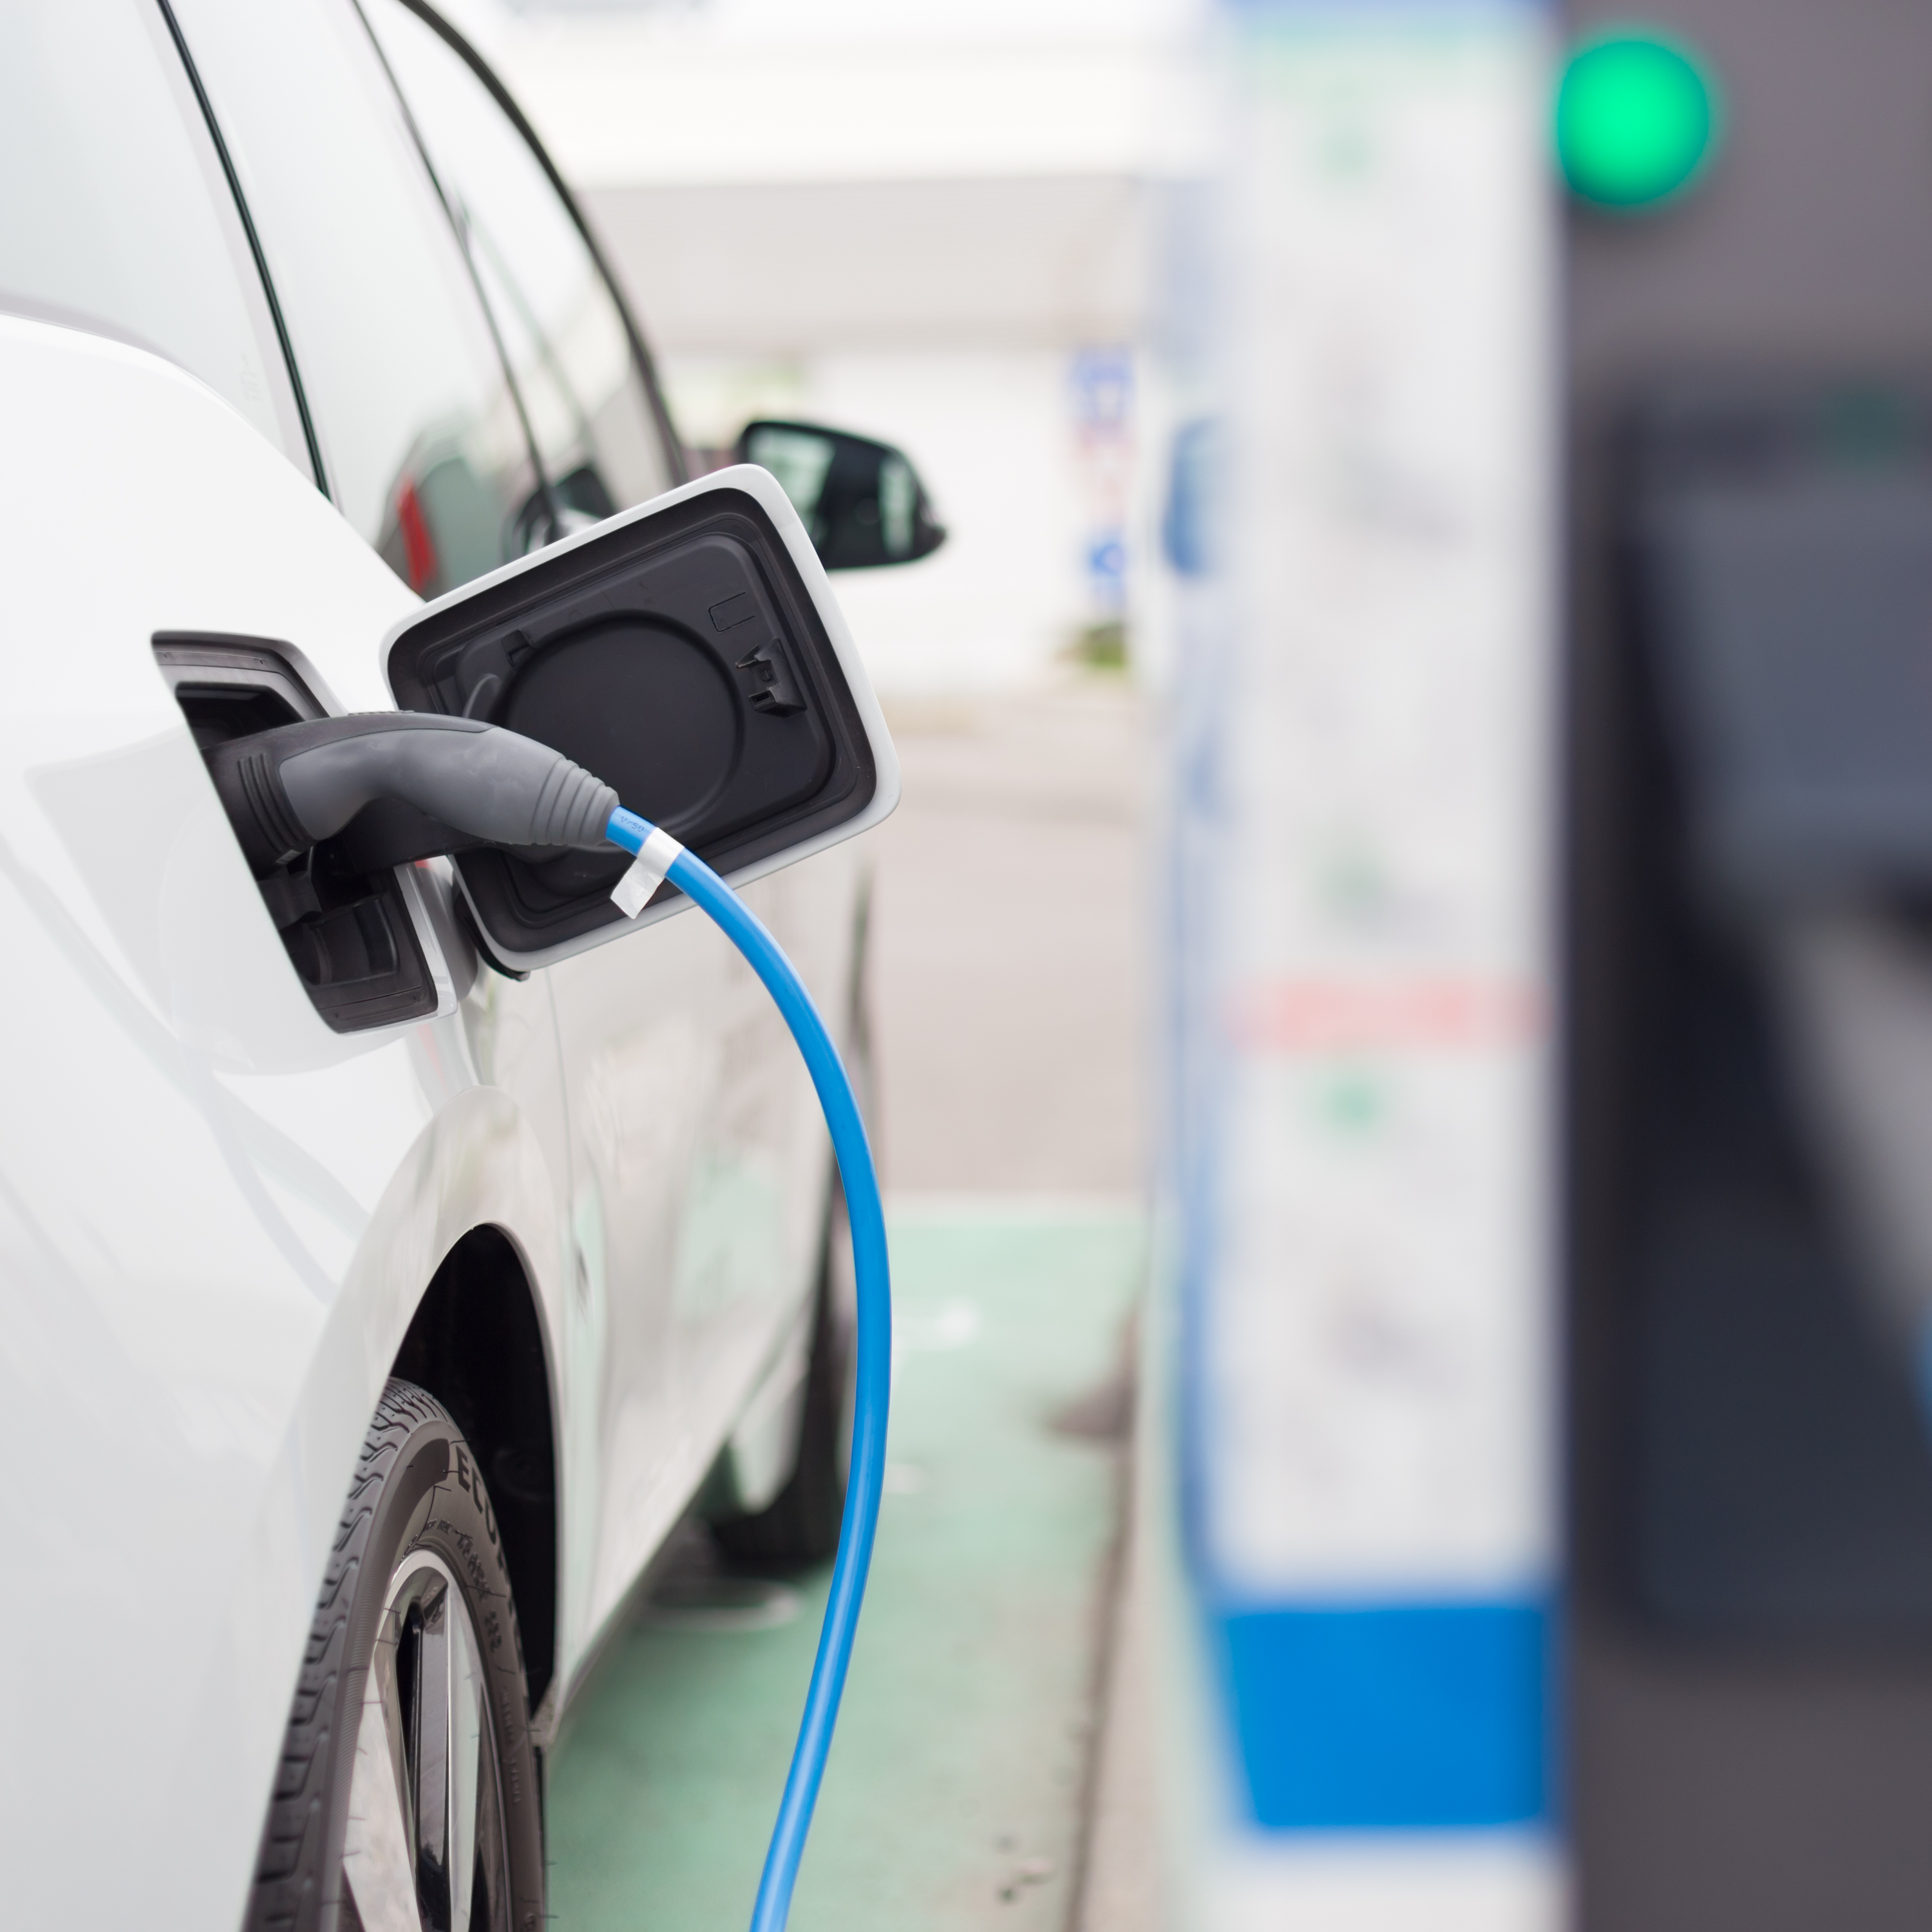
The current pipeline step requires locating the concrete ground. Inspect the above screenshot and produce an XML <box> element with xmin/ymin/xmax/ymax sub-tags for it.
<box><xmin>548</xmin><ymin>1208</ymin><xmax>1144</xmax><ymax>1931</ymax></box>
<box><xmin>544</xmin><ymin>681</ymin><xmax>1159</xmax><ymax>1931</ymax></box>
<box><xmin>869</xmin><ymin>682</ymin><xmax>1151</xmax><ymax>1198</ymax></box>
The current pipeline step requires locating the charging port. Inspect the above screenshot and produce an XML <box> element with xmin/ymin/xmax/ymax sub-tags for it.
<box><xmin>155</xmin><ymin>634</ymin><xmax>441</xmax><ymax>1034</ymax></box>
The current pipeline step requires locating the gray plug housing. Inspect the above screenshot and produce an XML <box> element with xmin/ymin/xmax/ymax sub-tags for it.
<box><xmin>205</xmin><ymin>712</ymin><xmax>620</xmax><ymax>873</ymax></box>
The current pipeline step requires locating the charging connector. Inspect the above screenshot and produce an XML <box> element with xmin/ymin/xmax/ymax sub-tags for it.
<box><xmin>204</xmin><ymin>712</ymin><xmax>618</xmax><ymax>873</ymax></box>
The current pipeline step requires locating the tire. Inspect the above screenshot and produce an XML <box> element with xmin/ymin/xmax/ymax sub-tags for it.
<box><xmin>245</xmin><ymin>1379</ymin><xmax>545</xmax><ymax>1932</ymax></box>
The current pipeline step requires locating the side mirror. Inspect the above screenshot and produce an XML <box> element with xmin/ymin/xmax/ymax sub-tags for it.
<box><xmin>384</xmin><ymin>466</ymin><xmax>898</xmax><ymax>973</ymax></box>
<box><xmin>734</xmin><ymin>420</ymin><xmax>947</xmax><ymax>571</ymax></box>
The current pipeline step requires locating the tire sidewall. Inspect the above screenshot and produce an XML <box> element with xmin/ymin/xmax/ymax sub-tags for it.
<box><xmin>314</xmin><ymin>1389</ymin><xmax>544</xmax><ymax>1932</ymax></box>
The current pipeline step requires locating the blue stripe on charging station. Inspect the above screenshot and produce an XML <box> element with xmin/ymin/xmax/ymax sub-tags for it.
<box><xmin>1215</xmin><ymin>1600</ymin><xmax>1552</xmax><ymax>1830</ymax></box>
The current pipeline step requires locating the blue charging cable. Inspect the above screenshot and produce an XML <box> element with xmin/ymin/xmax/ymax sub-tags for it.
<box><xmin>605</xmin><ymin>806</ymin><xmax>891</xmax><ymax>1932</ymax></box>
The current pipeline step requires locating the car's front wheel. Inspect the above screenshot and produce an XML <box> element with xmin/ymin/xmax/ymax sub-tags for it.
<box><xmin>246</xmin><ymin>1379</ymin><xmax>545</xmax><ymax>1932</ymax></box>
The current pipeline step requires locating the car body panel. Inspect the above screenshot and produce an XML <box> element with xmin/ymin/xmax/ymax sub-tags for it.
<box><xmin>0</xmin><ymin>0</ymin><xmax>886</xmax><ymax>1909</ymax></box>
<box><xmin>0</xmin><ymin>314</ymin><xmax>530</xmax><ymax>1924</ymax></box>
<box><xmin>0</xmin><ymin>314</ymin><xmax>856</xmax><ymax>1927</ymax></box>
<box><xmin>550</xmin><ymin>849</ymin><xmax>853</xmax><ymax>1662</ymax></box>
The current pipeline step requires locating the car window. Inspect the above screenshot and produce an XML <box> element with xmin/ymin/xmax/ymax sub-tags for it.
<box><xmin>361</xmin><ymin>0</ymin><xmax>677</xmax><ymax>524</ymax></box>
<box><xmin>0</xmin><ymin>0</ymin><xmax>308</xmax><ymax>469</ymax></box>
<box><xmin>169</xmin><ymin>0</ymin><xmax>544</xmax><ymax>598</ymax></box>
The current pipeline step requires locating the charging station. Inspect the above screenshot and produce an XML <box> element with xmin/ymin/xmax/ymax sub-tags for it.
<box><xmin>1159</xmin><ymin>1</ymin><xmax>1932</xmax><ymax>1927</ymax></box>
<box><xmin>1162</xmin><ymin>1</ymin><xmax>1559</xmax><ymax>1922</ymax></box>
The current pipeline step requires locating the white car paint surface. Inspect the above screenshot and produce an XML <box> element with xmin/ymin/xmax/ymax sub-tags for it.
<box><xmin>0</xmin><ymin>314</ymin><xmax>863</xmax><ymax>1925</ymax></box>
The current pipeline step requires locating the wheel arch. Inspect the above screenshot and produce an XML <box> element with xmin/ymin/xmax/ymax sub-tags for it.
<box><xmin>392</xmin><ymin>1224</ymin><xmax>561</xmax><ymax>1713</ymax></box>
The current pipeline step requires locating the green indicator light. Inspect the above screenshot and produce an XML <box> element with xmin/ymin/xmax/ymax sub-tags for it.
<box><xmin>1557</xmin><ymin>32</ymin><xmax>1719</xmax><ymax>209</ymax></box>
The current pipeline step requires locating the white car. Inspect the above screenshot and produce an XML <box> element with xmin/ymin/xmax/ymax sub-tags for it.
<box><xmin>0</xmin><ymin>3</ymin><xmax>942</xmax><ymax>1927</ymax></box>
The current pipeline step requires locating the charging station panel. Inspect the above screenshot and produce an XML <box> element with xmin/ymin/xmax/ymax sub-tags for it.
<box><xmin>1162</xmin><ymin>1</ymin><xmax>1932</xmax><ymax>1926</ymax></box>
<box><xmin>1164</xmin><ymin>1</ymin><xmax>1560</xmax><ymax>1922</ymax></box>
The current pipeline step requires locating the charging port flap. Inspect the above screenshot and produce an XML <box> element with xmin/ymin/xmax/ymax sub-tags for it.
<box><xmin>383</xmin><ymin>466</ymin><xmax>899</xmax><ymax>974</ymax></box>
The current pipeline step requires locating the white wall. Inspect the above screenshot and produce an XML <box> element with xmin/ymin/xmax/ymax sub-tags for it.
<box><xmin>580</xmin><ymin>177</ymin><xmax>1150</xmax><ymax>354</ymax></box>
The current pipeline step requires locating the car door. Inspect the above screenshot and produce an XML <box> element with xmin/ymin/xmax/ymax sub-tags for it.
<box><xmin>357</xmin><ymin>0</ymin><xmax>856</xmax><ymax>1646</ymax></box>
<box><xmin>161</xmin><ymin>0</ymin><xmax>630</xmax><ymax>1656</ymax></box>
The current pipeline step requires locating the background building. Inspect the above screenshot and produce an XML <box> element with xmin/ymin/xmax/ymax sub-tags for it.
<box><xmin>446</xmin><ymin>0</ymin><xmax>1199</xmax><ymax>693</ymax></box>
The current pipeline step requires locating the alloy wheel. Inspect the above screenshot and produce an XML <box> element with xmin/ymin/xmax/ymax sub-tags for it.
<box><xmin>343</xmin><ymin>1553</ymin><xmax>513</xmax><ymax>1932</ymax></box>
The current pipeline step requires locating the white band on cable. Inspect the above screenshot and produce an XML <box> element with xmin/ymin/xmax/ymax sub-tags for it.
<box><xmin>609</xmin><ymin>826</ymin><xmax>687</xmax><ymax>919</ymax></box>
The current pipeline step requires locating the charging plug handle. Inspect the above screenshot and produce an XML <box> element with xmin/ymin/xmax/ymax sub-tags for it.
<box><xmin>205</xmin><ymin>712</ymin><xmax>620</xmax><ymax>873</ymax></box>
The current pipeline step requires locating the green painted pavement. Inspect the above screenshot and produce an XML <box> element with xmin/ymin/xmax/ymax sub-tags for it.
<box><xmin>547</xmin><ymin>1205</ymin><xmax>1146</xmax><ymax>1932</ymax></box>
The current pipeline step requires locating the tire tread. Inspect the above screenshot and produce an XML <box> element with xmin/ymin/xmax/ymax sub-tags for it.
<box><xmin>245</xmin><ymin>1383</ymin><xmax>474</xmax><ymax>1930</ymax></box>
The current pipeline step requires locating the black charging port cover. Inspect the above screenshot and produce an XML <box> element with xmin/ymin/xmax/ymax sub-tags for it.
<box><xmin>385</xmin><ymin>486</ymin><xmax>877</xmax><ymax>961</ymax></box>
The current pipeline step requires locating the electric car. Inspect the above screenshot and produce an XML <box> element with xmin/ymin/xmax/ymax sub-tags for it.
<box><xmin>0</xmin><ymin>3</ymin><xmax>940</xmax><ymax>1926</ymax></box>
